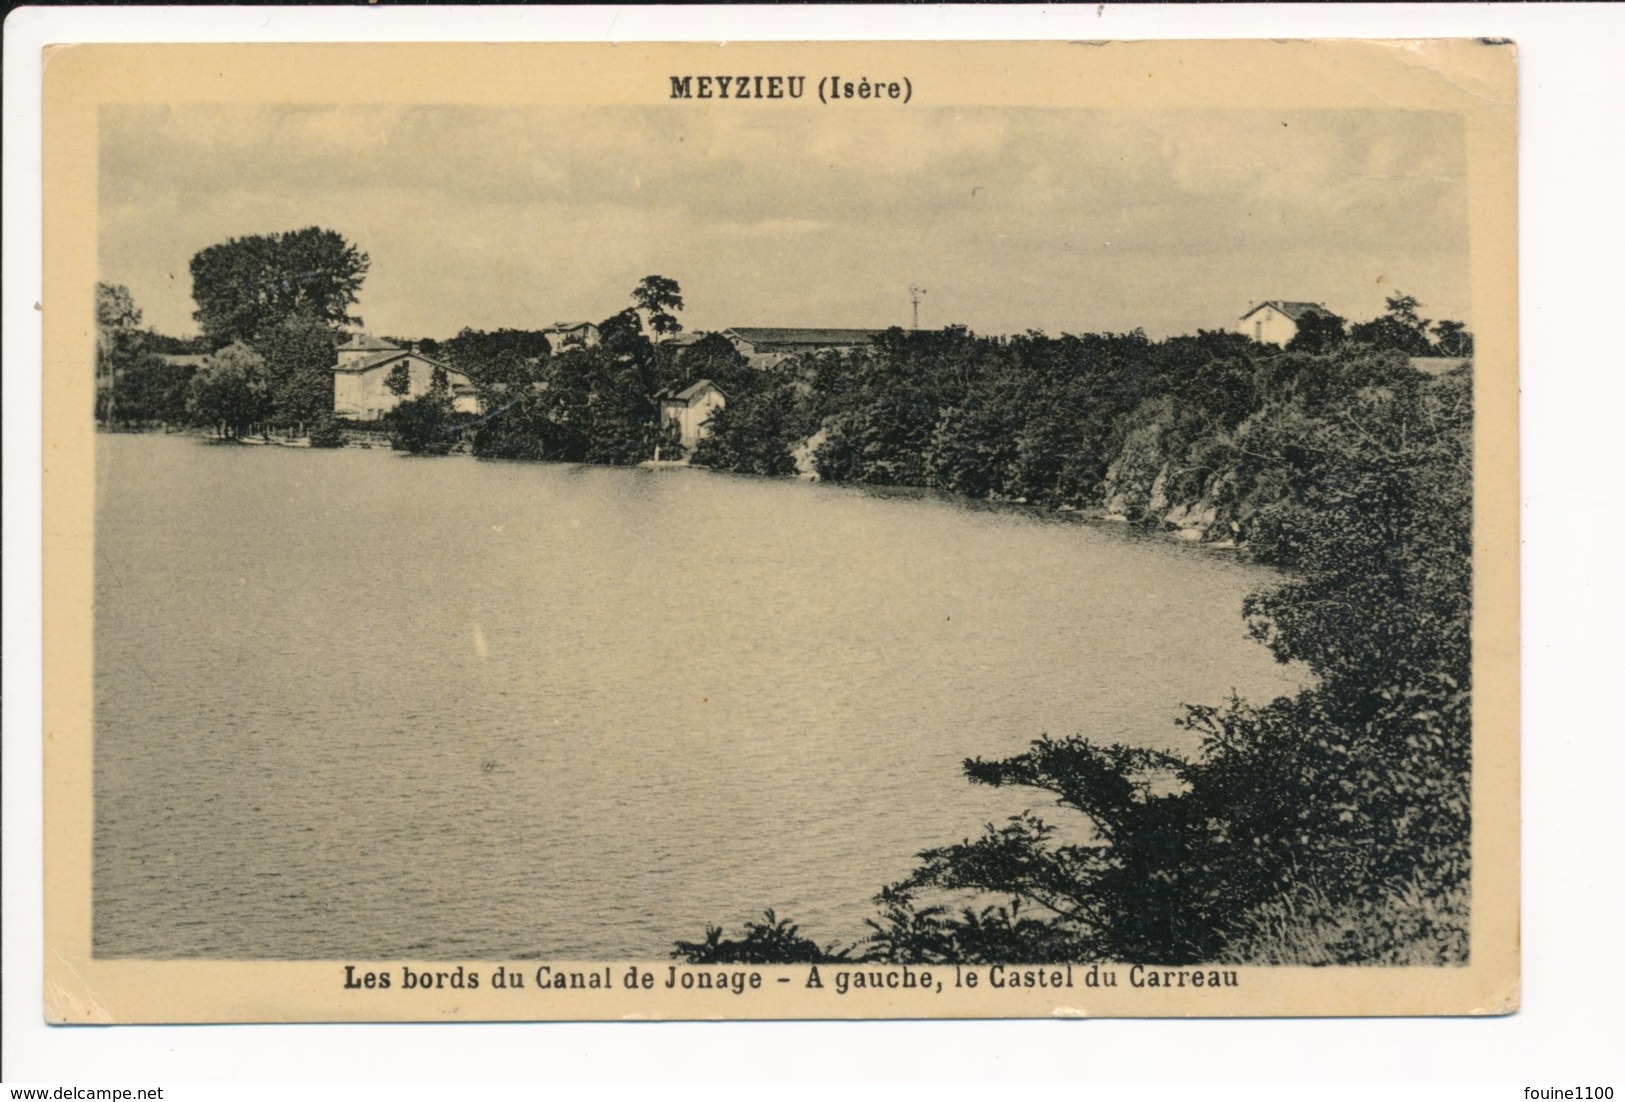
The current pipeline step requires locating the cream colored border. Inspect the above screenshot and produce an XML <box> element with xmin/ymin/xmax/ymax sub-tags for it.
<box><xmin>42</xmin><ymin>38</ymin><xmax>1517</xmax><ymax>1023</ymax></box>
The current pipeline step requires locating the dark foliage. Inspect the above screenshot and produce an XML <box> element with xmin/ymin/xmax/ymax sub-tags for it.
<box><xmin>254</xmin><ymin>311</ymin><xmax>342</xmax><ymax>426</ymax></box>
<box><xmin>672</xmin><ymin>911</ymin><xmax>847</xmax><ymax>965</ymax></box>
<box><xmin>1347</xmin><ymin>293</ymin><xmax>1471</xmax><ymax>360</ymax></box>
<box><xmin>467</xmin><ymin>282</ymin><xmax>694</xmax><ymax>466</ymax></box>
<box><xmin>678</xmin><ymin>332</ymin><xmax>1473</xmax><ymax>965</ymax></box>
<box><xmin>306</xmin><ymin>413</ymin><xmax>347</xmax><ymax>449</ymax></box>
<box><xmin>189</xmin><ymin>226</ymin><xmax>369</xmax><ymax>347</ymax></box>
<box><xmin>99</xmin><ymin>349</ymin><xmax>194</xmax><ymax>428</ymax></box>
<box><xmin>186</xmin><ymin>342</ymin><xmax>271</xmax><ymax>439</ymax></box>
<box><xmin>1431</xmin><ymin>320</ymin><xmax>1474</xmax><ymax>358</ymax></box>
<box><xmin>468</xmin><ymin>363</ymin><xmax>554</xmax><ymax>461</ymax></box>
<box><xmin>633</xmin><ymin>274</ymin><xmax>685</xmax><ymax>342</ymax></box>
<box><xmin>386</xmin><ymin>377</ymin><xmax>460</xmax><ymax>456</ymax></box>
<box><xmin>701</xmin><ymin>325</ymin><xmax>1267</xmax><ymax>508</ymax></box>
<box><xmin>597</xmin><ymin>307</ymin><xmax>647</xmax><ymax>353</ymax></box>
<box><xmin>691</xmin><ymin>384</ymin><xmax>804</xmax><ymax>475</ymax></box>
<box><xmin>676</xmin><ymin>332</ymin><xmax>758</xmax><ymax>398</ymax></box>
<box><xmin>1286</xmin><ymin>310</ymin><xmax>1347</xmax><ymax>354</ymax></box>
<box><xmin>385</xmin><ymin>363</ymin><xmax>412</xmax><ymax>397</ymax></box>
<box><xmin>895</xmin><ymin>363</ymin><xmax>1467</xmax><ymax>963</ymax></box>
<box><xmin>97</xmin><ymin>283</ymin><xmax>147</xmax><ymax>424</ymax></box>
<box><xmin>436</xmin><ymin>328</ymin><xmax>554</xmax><ymax>383</ymax></box>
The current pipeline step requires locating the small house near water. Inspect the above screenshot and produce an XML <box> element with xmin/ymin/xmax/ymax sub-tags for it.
<box><xmin>658</xmin><ymin>379</ymin><xmax>727</xmax><ymax>451</ymax></box>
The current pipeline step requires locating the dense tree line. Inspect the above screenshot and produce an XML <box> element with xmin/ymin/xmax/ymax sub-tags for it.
<box><xmin>842</xmin><ymin>362</ymin><xmax>1473</xmax><ymax>966</ymax></box>
<box><xmin>98</xmin><ymin>228</ymin><xmax>372</xmax><ymax>438</ymax></box>
<box><xmin>691</xmin><ymin>294</ymin><xmax>1470</xmax><ymax>507</ymax></box>
<box><xmin>677</xmin><ymin>297</ymin><xmax>1475</xmax><ymax>967</ymax></box>
<box><xmin>465</xmin><ymin>323</ymin><xmax>672</xmax><ymax>464</ymax></box>
<box><xmin>461</xmin><ymin>276</ymin><xmax>704</xmax><ymax>464</ymax></box>
<box><xmin>385</xmin><ymin>371</ymin><xmax>464</xmax><ymax>456</ymax></box>
<box><xmin>185</xmin><ymin>229</ymin><xmax>363</xmax><ymax>438</ymax></box>
<box><xmin>430</xmin><ymin>328</ymin><xmax>555</xmax><ymax>378</ymax></box>
<box><xmin>98</xmin><ymin>252</ymin><xmax>711</xmax><ymax>456</ymax></box>
<box><xmin>95</xmin><ymin>283</ymin><xmax>205</xmax><ymax>430</ymax></box>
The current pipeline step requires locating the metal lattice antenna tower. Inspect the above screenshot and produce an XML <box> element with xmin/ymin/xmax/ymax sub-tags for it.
<box><xmin>908</xmin><ymin>285</ymin><xmax>927</xmax><ymax>330</ymax></box>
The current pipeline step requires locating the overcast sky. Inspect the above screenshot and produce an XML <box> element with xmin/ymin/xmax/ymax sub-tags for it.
<box><xmin>99</xmin><ymin>104</ymin><xmax>1470</xmax><ymax>341</ymax></box>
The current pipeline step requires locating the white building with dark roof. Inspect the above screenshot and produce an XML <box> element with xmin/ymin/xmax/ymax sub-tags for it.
<box><xmin>331</xmin><ymin>335</ymin><xmax>478</xmax><ymax>420</ymax></box>
<box><xmin>658</xmin><ymin>379</ymin><xmax>727</xmax><ymax>451</ymax></box>
<box><xmin>1236</xmin><ymin>301</ymin><xmax>1335</xmax><ymax>346</ymax></box>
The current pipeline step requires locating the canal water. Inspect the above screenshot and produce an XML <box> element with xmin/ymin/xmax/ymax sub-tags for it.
<box><xmin>93</xmin><ymin>434</ymin><xmax>1303</xmax><ymax>959</ymax></box>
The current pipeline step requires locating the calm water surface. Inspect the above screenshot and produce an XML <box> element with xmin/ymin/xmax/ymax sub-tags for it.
<box><xmin>94</xmin><ymin>433</ymin><xmax>1303</xmax><ymax>959</ymax></box>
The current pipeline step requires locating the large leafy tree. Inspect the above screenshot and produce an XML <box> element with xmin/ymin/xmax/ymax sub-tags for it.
<box><xmin>1286</xmin><ymin>309</ymin><xmax>1347</xmax><ymax>354</ymax></box>
<box><xmin>255</xmin><ymin>311</ymin><xmax>341</xmax><ymax>426</ymax></box>
<box><xmin>187</xmin><ymin>342</ymin><xmax>272</xmax><ymax>439</ymax></box>
<box><xmin>466</xmin><ymin>309</ymin><xmax>674</xmax><ymax>466</ymax></box>
<box><xmin>384</xmin><ymin>363</ymin><xmax>412</xmax><ymax>397</ymax></box>
<box><xmin>1349</xmin><ymin>293</ymin><xmax>1433</xmax><ymax>356</ymax></box>
<box><xmin>106</xmin><ymin>353</ymin><xmax>194</xmax><ymax>428</ymax></box>
<box><xmin>631</xmin><ymin>275</ymin><xmax>685</xmax><ymax>342</ymax></box>
<box><xmin>436</xmin><ymin>327</ymin><xmax>553</xmax><ymax>384</ymax></box>
<box><xmin>923</xmin><ymin>388</ymin><xmax>1024</xmax><ymax>499</ymax></box>
<box><xmin>692</xmin><ymin>385</ymin><xmax>806</xmax><ymax>476</ymax></box>
<box><xmin>96</xmin><ymin>282</ymin><xmax>142</xmax><ymax>369</ymax></box>
<box><xmin>538</xmin><ymin>345</ymin><xmax>666</xmax><ymax>465</ymax></box>
<box><xmin>189</xmin><ymin>227</ymin><xmax>369</xmax><ymax>347</ymax></box>
<box><xmin>95</xmin><ymin>283</ymin><xmax>144</xmax><ymax>423</ymax></box>
<box><xmin>1431</xmin><ymin>319</ymin><xmax>1474</xmax><ymax>358</ymax></box>
<box><xmin>468</xmin><ymin>349</ymin><xmax>555</xmax><ymax>461</ymax></box>
<box><xmin>386</xmin><ymin>375</ymin><xmax>458</xmax><ymax>456</ymax></box>
<box><xmin>597</xmin><ymin>306</ymin><xmax>647</xmax><ymax>352</ymax></box>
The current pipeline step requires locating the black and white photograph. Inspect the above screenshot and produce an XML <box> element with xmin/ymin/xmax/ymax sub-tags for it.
<box><xmin>38</xmin><ymin>37</ymin><xmax>1519</xmax><ymax>1023</ymax></box>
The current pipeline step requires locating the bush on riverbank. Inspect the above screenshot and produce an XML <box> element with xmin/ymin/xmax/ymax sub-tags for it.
<box><xmin>307</xmin><ymin>413</ymin><xmax>347</xmax><ymax>448</ymax></box>
<box><xmin>385</xmin><ymin>384</ymin><xmax>468</xmax><ymax>456</ymax></box>
<box><xmin>691</xmin><ymin>383</ymin><xmax>809</xmax><ymax>476</ymax></box>
<box><xmin>673</xmin><ymin>911</ymin><xmax>848</xmax><ymax>965</ymax></box>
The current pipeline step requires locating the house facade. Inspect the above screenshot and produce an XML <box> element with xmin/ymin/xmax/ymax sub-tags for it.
<box><xmin>1236</xmin><ymin>301</ymin><xmax>1333</xmax><ymax>346</ymax></box>
<box><xmin>721</xmin><ymin>327</ymin><xmax>884</xmax><ymax>367</ymax></box>
<box><xmin>659</xmin><ymin>379</ymin><xmax>727</xmax><ymax>451</ymax></box>
<box><xmin>331</xmin><ymin>335</ymin><xmax>478</xmax><ymax>420</ymax></box>
<box><xmin>540</xmin><ymin>321</ymin><xmax>601</xmax><ymax>351</ymax></box>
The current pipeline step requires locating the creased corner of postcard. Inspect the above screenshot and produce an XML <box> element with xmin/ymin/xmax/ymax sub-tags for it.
<box><xmin>45</xmin><ymin>950</ymin><xmax>114</xmax><ymax>1025</ymax></box>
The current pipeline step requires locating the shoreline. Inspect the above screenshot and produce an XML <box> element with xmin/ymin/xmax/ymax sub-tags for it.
<box><xmin>101</xmin><ymin>423</ymin><xmax>1252</xmax><ymax>554</ymax></box>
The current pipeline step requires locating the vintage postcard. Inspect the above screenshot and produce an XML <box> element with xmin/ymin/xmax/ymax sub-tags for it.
<box><xmin>42</xmin><ymin>38</ymin><xmax>1517</xmax><ymax>1022</ymax></box>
